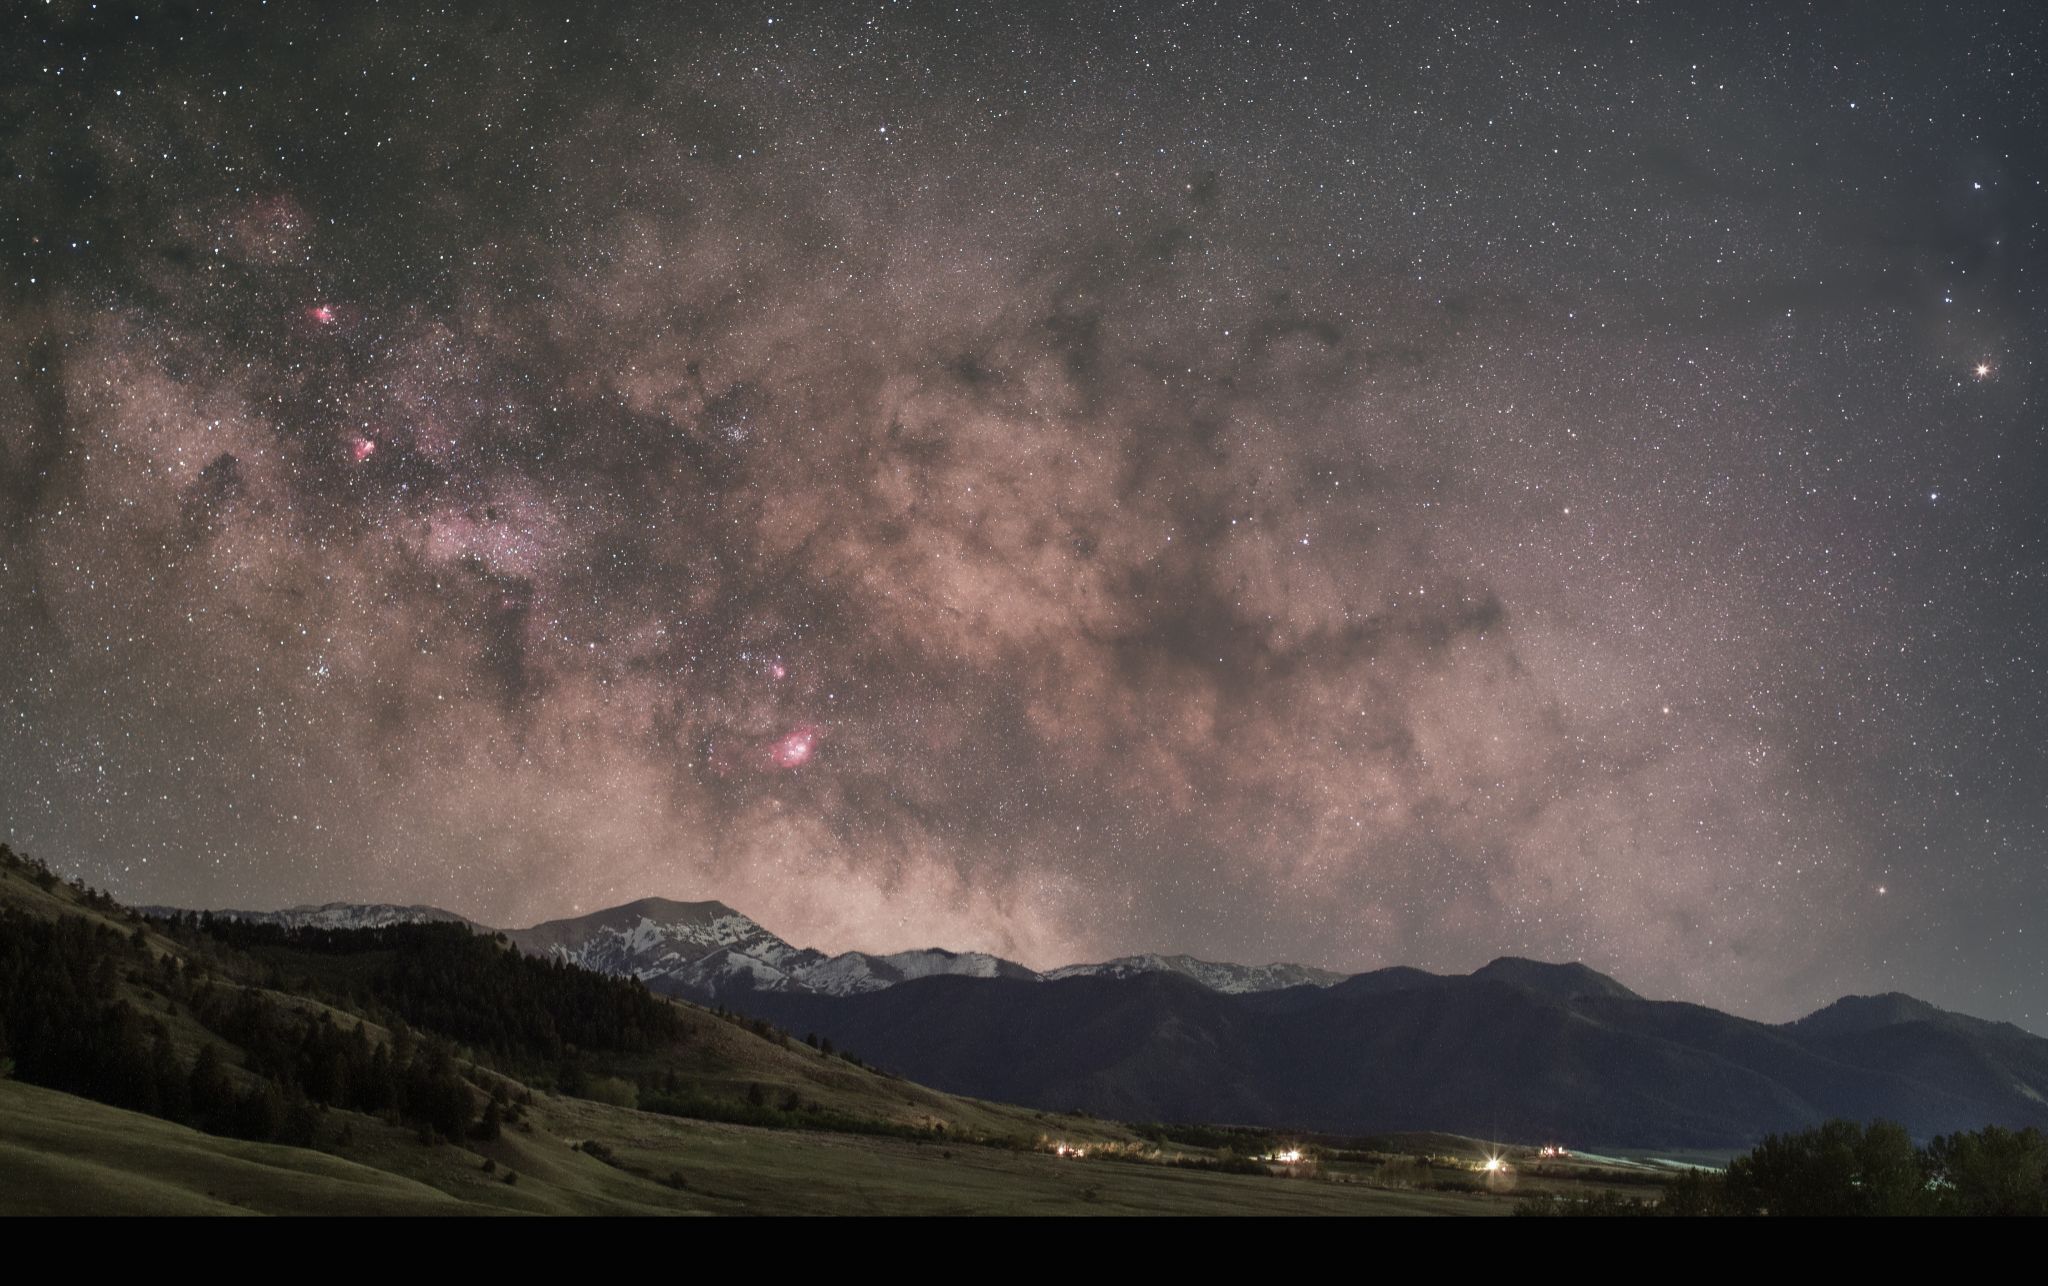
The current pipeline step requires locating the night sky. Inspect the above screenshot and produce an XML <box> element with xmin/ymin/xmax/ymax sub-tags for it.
<box><xmin>3</xmin><ymin>2</ymin><xmax>2042</xmax><ymax>1030</ymax></box>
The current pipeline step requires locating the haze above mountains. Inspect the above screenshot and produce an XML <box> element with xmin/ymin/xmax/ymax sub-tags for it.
<box><xmin>145</xmin><ymin>893</ymin><xmax>2048</xmax><ymax>1148</ymax></box>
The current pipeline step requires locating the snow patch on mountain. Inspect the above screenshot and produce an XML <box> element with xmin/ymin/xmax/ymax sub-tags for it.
<box><xmin>799</xmin><ymin>948</ymin><xmax>1037</xmax><ymax>995</ymax></box>
<box><xmin>501</xmin><ymin>902</ymin><xmax>1044</xmax><ymax>998</ymax></box>
<box><xmin>1045</xmin><ymin>953</ymin><xmax>1345</xmax><ymax>994</ymax></box>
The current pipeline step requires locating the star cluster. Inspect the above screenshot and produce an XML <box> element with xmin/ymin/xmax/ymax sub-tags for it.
<box><xmin>2</xmin><ymin>2</ymin><xmax>2042</xmax><ymax>1028</ymax></box>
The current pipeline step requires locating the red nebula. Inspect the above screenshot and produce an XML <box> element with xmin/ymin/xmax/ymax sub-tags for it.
<box><xmin>768</xmin><ymin>724</ymin><xmax>821</xmax><ymax>770</ymax></box>
<box><xmin>349</xmin><ymin>436</ymin><xmax>377</xmax><ymax>463</ymax></box>
<box><xmin>768</xmin><ymin>661</ymin><xmax>788</xmax><ymax>681</ymax></box>
<box><xmin>306</xmin><ymin>304</ymin><xmax>338</xmax><ymax>326</ymax></box>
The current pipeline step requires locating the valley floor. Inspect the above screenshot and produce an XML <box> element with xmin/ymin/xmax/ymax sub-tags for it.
<box><xmin>0</xmin><ymin>1078</ymin><xmax>1512</xmax><ymax>1216</ymax></box>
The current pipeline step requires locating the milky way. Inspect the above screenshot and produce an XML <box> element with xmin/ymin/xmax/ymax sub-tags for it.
<box><xmin>2</xmin><ymin>2</ymin><xmax>2043</xmax><ymax>1029</ymax></box>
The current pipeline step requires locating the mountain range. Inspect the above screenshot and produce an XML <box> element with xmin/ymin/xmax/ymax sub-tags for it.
<box><xmin>145</xmin><ymin>894</ymin><xmax>2048</xmax><ymax>1148</ymax></box>
<box><xmin>137</xmin><ymin>900</ymin><xmax>477</xmax><ymax>932</ymax></box>
<box><xmin>153</xmin><ymin>895</ymin><xmax>1333</xmax><ymax>997</ymax></box>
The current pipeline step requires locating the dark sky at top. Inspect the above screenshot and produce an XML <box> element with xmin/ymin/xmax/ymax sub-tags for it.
<box><xmin>2</xmin><ymin>1</ymin><xmax>2042</xmax><ymax>1029</ymax></box>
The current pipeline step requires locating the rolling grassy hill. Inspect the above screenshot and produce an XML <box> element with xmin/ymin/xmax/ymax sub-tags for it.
<box><xmin>0</xmin><ymin>1075</ymin><xmax>1523</xmax><ymax>1216</ymax></box>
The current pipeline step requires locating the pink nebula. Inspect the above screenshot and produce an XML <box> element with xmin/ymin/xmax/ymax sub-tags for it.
<box><xmin>769</xmin><ymin>724</ymin><xmax>821</xmax><ymax>770</ymax></box>
<box><xmin>349</xmin><ymin>436</ymin><xmax>377</xmax><ymax>463</ymax></box>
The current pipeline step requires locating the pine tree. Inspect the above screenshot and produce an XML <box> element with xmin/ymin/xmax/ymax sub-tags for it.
<box><xmin>189</xmin><ymin>1042</ymin><xmax>236</xmax><ymax>1133</ymax></box>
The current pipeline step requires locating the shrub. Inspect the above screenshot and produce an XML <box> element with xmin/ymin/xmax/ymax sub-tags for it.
<box><xmin>581</xmin><ymin>1075</ymin><xmax>639</xmax><ymax>1109</ymax></box>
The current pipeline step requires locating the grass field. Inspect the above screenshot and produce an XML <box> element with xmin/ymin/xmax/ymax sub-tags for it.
<box><xmin>0</xmin><ymin>1077</ymin><xmax>1526</xmax><ymax>1216</ymax></box>
<box><xmin>0</xmin><ymin>1079</ymin><xmax>498</xmax><ymax>1215</ymax></box>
